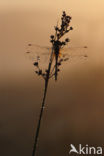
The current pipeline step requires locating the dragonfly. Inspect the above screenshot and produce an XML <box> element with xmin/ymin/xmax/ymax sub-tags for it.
<box><xmin>26</xmin><ymin>43</ymin><xmax>88</xmax><ymax>80</ymax></box>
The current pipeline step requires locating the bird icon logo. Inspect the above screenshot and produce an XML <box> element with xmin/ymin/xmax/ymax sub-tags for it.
<box><xmin>69</xmin><ymin>144</ymin><xmax>78</xmax><ymax>154</ymax></box>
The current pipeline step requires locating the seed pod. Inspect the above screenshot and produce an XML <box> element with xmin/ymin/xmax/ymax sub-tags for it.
<box><xmin>57</xmin><ymin>69</ymin><xmax>60</xmax><ymax>72</ymax></box>
<box><xmin>50</xmin><ymin>35</ymin><xmax>54</xmax><ymax>39</ymax></box>
<box><xmin>38</xmin><ymin>70</ymin><xmax>42</xmax><ymax>75</ymax></box>
<box><xmin>57</xmin><ymin>62</ymin><xmax>61</xmax><ymax>66</ymax></box>
<box><xmin>45</xmin><ymin>69</ymin><xmax>48</xmax><ymax>73</ymax></box>
<box><xmin>66</xmin><ymin>30</ymin><xmax>69</xmax><ymax>33</ymax></box>
<box><xmin>62</xmin><ymin>41</ymin><xmax>66</xmax><ymax>45</ymax></box>
<box><xmin>70</xmin><ymin>26</ymin><xmax>73</xmax><ymax>30</ymax></box>
<box><xmin>65</xmin><ymin>38</ymin><xmax>70</xmax><ymax>42</ymax></box>
<box><xmin>33</xmin><ymin>62</ymin><xmax>38</xmax><ymax>66</ymax></box>
<box><xmin>35</xmin><ymin>71</ymin><xmax>38</xmax><ymax>74</ymax></box>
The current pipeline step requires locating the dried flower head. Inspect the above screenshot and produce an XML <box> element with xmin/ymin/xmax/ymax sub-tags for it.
<box><xmin>32</xmin><ymin>11</ymin><xmax>73</xmax><ymax>81</ymax></box>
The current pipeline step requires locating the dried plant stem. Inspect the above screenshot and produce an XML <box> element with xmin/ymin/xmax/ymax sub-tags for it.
<box><xmin>31</xmin><ymin>11</ymin><xmax>73</xmax><ymax>156</ymax></box>
<box><xmin>32</xmin><ymin>49</ymin><xmax>53</xmax><ymax>156</ymax></box>
<box><xmin>32</xmin><ymin>80</ymin><xmax>48</xmax><ymax>156</ymax></box>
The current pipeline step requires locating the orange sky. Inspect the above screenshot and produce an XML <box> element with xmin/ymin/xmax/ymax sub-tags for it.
<box><xmin>0</xmin><ymin>0</ymin><xmax>104</xmax><ymax>84</ymax></box>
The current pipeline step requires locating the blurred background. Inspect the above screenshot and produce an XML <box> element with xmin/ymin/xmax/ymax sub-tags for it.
<box><xmin>0</xmin><ymin>0</ymin><xmax>104</xmax><ymax>155</ymax></box>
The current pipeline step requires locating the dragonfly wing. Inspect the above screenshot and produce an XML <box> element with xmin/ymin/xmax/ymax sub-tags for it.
<box><xmin>58</xmin><ymin>45</ymin><xmax>88</xmax><ymax>65</ymax></box>
<box><xmin>25</xmin><ymin>43</ymin><xmax>52</xmax><ymax>63</ymax></box>
<box><xmin>27</xmin><ymin>43</ymin><xmax>51</xmax><ymax>50</ymax></box>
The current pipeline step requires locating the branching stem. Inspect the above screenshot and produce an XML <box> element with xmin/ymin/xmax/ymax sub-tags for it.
<box><xmin>32</xmin><ymin>48</ymin><xmax>54</xmax><ymax>156</ymax></box>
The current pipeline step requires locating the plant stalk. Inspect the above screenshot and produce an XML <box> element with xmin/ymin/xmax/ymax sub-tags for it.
<box><xmin>32</xmin><ymin>49</ymin><xmax>53</xmax><ymax>156</ymax></box>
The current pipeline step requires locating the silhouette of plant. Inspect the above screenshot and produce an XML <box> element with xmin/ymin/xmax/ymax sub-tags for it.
<box><xmin>31</xmin><ymin>11</ymin><xmax>73</xmax><ymax>156</ymax></box>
